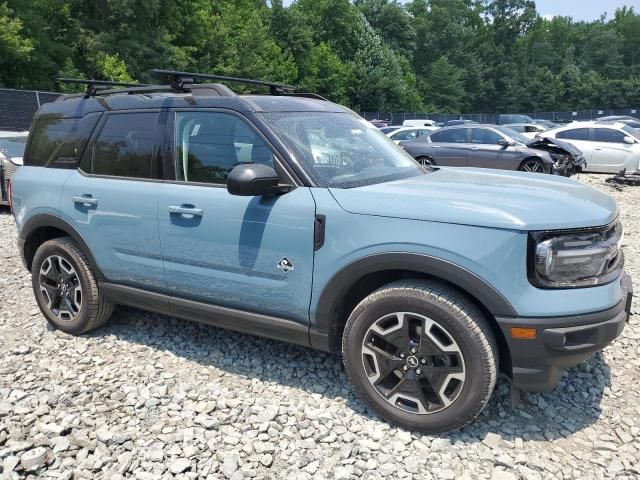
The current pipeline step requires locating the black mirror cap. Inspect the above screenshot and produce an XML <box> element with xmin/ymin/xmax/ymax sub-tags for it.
<box><xmin>498</xmin><ymin>138</ymin><xmax>513</xmax><ymax>147</ymax></box>
<box><xmin>227</xmin><ymin>163</ymin><xmax>291</xmax><ymax>196</ymax></box>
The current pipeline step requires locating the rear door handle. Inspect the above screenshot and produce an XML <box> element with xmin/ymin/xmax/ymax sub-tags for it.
<box><xmin>72</xmin><ymin>195</ymin><xmax>98</xmax><ymax>206</ymax></box>
<box><xmin>432</xmin><ymin>145</ymin><xmax>441</xmax><ymax>148</ymax></box>
<box><xmin>470</xmin><ymin>146</ymin><xmax>480</xmax><ymax>150</ymax></box>
<box><xmin>168</xmin><ymin>205</ymin><xmax>204</xmax><ymax>217</ymax></box>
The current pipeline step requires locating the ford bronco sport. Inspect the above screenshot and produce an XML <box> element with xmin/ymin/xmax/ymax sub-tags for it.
<box><xmin>10</xmin><ymin>72</ymin><xmax>632</xmax><ymax>433</ymax></box>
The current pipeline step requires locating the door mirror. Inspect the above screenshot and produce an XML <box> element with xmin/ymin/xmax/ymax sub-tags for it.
<box><xmin>498</xmin><ymin>138</ymin><xmax>514</xmax><ymax>147</ymax></box>
<box><xmin>623</xmin><ymin>136</ymin><xmax>636</xmax><ymax>144</ymax></box>
<box><xmin>227</xmin><ymin>163</ymin><xmax>291</xmax><ymax>196</ymax></box>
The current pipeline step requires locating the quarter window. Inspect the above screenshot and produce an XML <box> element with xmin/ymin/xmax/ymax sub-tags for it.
<box><xmin>87</xmin><ymin>112</ymin><xmax>159</xmax><ymax>178</ymax></box>
<box><xmin>556</xmin><ymin>128</ymin><xmax>591</xmax><ymax>141</ymax></box>
<box><xmin>174</xmin><ymin>112</ymin><xmax>274</xmax><ymax>184</ymax></box>
<box><xmin>27</xmin><ymin>114</ymin><xmax>100</xmax><ymax>167</ymax></box>
<box><xmin>593</xmin><ymin>128</ymin><xmax>626</xmax><ymax>143</ymax></box>
<box><xmin>430</xmin><ymin>129</ymin><xmax>467</xmax><ymax>143</ymax></box>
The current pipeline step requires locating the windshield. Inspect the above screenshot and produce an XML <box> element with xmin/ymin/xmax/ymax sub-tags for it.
<box><xmin>0</xmin><ymin>136</ymin><xmax>27</xmax><ymax>158</ymax></box>
<box><xmin>623</xmin><ymin>125</ymin><xmax>640</xmax><ymax>139</ymax></box>
<box><xmin>494</xmin><ymin>126</ymin><xmax>532</xmax><ymax>144</ymax></box>
<box><xmin>261</xmin><ymin>112</ymin><xmax>425</xmax><ymax>188</ymax></box>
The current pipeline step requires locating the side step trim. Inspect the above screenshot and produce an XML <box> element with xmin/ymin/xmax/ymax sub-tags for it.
<box><xmin>99</xmin><ymin>282</ymin><xmax>313</xmax><ymax>348</ymax></box>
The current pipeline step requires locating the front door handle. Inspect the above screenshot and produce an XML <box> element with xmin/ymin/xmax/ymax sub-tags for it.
<box><xmin>168</xmin><ymin>205</ymin><xmax>204</xmax><ymax>217</ymax></box>
<box><xmin>470</xmin><ymin>146</ymin><xmax>480</xmax><ymax>150</ymax></box>
<box><xmin>73</xmin><ymin>195</ymin><xmax>98</xmax><ymax>206</ymax></box>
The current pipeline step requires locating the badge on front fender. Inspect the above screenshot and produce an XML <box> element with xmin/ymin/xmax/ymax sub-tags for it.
<box><xmin>277</xmin><ymin>257</ymin><xmax>294</xmax><ymax>273</ymax></box>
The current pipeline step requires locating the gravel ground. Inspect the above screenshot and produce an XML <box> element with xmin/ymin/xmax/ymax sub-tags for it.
<box><xmin>1</xmin><ymin>173</ymin><xmax>639</xmax><ymax>480</ymax></box>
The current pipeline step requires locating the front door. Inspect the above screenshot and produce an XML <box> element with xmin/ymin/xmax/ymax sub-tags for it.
<box><xmin>61</xmin><ymin>111</ymin><xmax>165</xmax><ymax>291</ymax></box>
<box><xmin>157</xmin><ymin>110</ymin><xmax>316</xmax><ymax>323</ymax></box>
<box><xmin>591</xmin><ymin>128</ymin><xmax>636</xmax><ymax>173</ymax></box>
<box><xmin>467</xmin><ymin>127</ymin><xmax>519</xmax><ymax>170</ymax></box>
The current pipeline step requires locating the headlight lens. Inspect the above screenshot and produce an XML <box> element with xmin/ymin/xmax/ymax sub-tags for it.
<box><xmin>530</xmin><ymin>221</ymin><xmax>624</xmax><ymax>288</ymax></box>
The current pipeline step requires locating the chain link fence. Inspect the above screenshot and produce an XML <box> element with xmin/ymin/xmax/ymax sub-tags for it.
<box><xmin>1</xmin><ymin>87</ymin><xmax>639</xmax><ymax>130</ymax></box>
<box><xmin>0</xmin><ymin>88</ymin><xmax>61</xmax><ymax>131</ymax></box>
<box><xmin>361</xmin><ymin>108</ymin><xmax>640</xmax><ymax>125</ymax></box>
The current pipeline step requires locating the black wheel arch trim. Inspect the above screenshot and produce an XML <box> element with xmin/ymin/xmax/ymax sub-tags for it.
<box><xmin>19</xmin><ymin>213</ymin><xmax>104</xmax><ymax>280</ymax></box>
<box><xmin>313</xmin><ymin>252</ymin><xmax>517</xmax><ymax>349</ymax></box>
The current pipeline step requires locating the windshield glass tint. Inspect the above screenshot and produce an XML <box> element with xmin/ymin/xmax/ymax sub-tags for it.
<box><xmin>494</xmin><ymin>126</ymin><xmax>531</xmax><ymax>144</ymax></box>
<box><xmin>0</xmin><ymin>136</ymin><xmax>27</xmax><ymax>158</ymax></box>
<box><xmin>623</xmin><ymin>125</ymin><xmax>640</xmax><ymax>139</ymax></box>
<box><xmin>261</xmin><ymin>112</ymin><xmax>424</xmax><ymax>188</ymax></box>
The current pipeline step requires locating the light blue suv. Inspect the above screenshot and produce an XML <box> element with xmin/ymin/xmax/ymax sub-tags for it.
<box><xmin>10</xmin><ymin>73</ymin><xmax>632</xmax><ymax>432</ymax></box>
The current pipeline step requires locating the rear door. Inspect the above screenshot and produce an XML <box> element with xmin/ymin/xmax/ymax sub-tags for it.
<box><xmin>427</xmin><ymin>128</ymin><xmax>468</xmax><ymax>166</ymax></box>
<box><xmin>590</xmin><ymin>127</ymin><xmax>636</xmax><ymax>173</ymax></box>
<box><xmin>62</xmin><ymin>110</ymin><xmax>166</xmax><ymax>291</ymax></box>
<box><xmin>156</xmin><ymin>109</ymin><xmax>316</xmax><ymax>323</ymax></box>
<box><xmin>467</xmin><ymin>127</ymin><xmax>520</xmax><ymax>170</ymax></box>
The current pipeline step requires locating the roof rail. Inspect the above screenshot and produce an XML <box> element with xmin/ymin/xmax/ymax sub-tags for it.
<box><xmin>150</xmin><ymin>69</ymin><xmax>296</xmax><ymax>95</ymax></box>
<box><xmin>57</xmin><ymin>78</ymin><xmax>152</xmax><ymax>97</ymax></box>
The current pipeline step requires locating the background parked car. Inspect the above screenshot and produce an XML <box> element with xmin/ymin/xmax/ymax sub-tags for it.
<box><xmin>503</xmin><ymin>123</ymin><xmax>547</xmax><ymax>139</ymax></box>
<box><xmin>386</xmin><ymin>126</ymin><xmax>431</xmax><ymax>144</ymax></box>
<box><xmin>595</xmin><ymin>115</ymin><xmax>640</xmax><ymax>130</ymax></box>
<box><xmin>400</xmin><ymin>124</ymin><xmax>583</xmax><ymax>175</ymax></box>
<box><xmin>541</xmin><ymin>121</ymin><xmax>640</xmax><ymax>173</ymax></box>
<box><xmin>443</xmin><ymin>119</ymin><xmax>477</xmax><ymax>127</ymax></box>
<box><xmin>0</xmin><ymin>131</ymin><xmax>29</xmax><ymax>205</ymax></box>
<box><xmin>378</xmin><ymin>125</ymin><xmax>403</xmax><ymax>135</ymax></box>
<box><xmin>496</xmin><ymin>114</ymin><xmax>535</xmax><ymax>125</ymax></box>
<box><xmin>532</xmin><ymin>119</ymin><xmax>559</xmax><ymax>129</ymax></box>
<box><xmin>402</xmin><ymin>119</ymin><xmax>439</xmax><ymax>130</ymax></box>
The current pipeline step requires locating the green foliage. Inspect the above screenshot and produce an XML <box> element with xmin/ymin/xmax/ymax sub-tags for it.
<box><xmin>1</xmin><ymin>0</ymin><xmax>639</xmax><ymax>113</ymax></box>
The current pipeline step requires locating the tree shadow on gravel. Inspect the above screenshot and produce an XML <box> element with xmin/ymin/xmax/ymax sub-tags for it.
<box><xmin>89</xmin><ymin>305</ymin><xmax>610</xmax><ymax>444</ymax></box>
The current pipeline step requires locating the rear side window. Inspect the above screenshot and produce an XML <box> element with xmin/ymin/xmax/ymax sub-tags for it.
<box><xmin>84</xmin><ymin>112</ymin><xmax>160</xmax><ymax>179</ymax></box>
<box><xmin>593</xmin><ymin>128</ymin><xmax>626</xmax><ymax>143</ymax></box>
<box><xmin>557</xmin><ymin>128</ymin><xmax>591</xmax><ymax>141</ymax></box>
<box><xmin>430</xmin><ymin>128</ymin><xmax>467</xmax><ymax>143</ymax></box>
<box><xmin>26</xmin><ymin>114</ymin><xmax>100</xmax><ymax>167</ymax></box>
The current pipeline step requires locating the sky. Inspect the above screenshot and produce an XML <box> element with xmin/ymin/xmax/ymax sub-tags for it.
<box><xmin>281</xmin><ymin>0</ymin><xmax>640</xmax><ymax>22</ymax></box>
<box><xmin>535</xmin><ymin>0</ymin><xmax>639</xmax><ymax>21</ymax></box>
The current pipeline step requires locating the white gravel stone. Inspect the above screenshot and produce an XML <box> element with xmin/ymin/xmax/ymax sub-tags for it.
<box><xmin>0</xmin><ymin>174</ymin><xmax>639</xmax><ymax>479</ymax></box>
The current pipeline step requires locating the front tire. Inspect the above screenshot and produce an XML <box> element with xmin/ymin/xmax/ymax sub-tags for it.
<box><xmin>342</xmin><ymin>280</ymin><xmax>498</xmax><ymax>432</ymax></box>
<box><xmin>32</xmin><ymin>237</ymin><xmax>113</xmax><ymax>335</ymax></box>
<box><xmin>519</xmin><ymin>157</ymin><xmax>549</xmax><ymax>174</ymax></box>
<box><xmin>416</xmin><ymin>156</ymin><xmax>435</xmax><ymax>167</ymax></box>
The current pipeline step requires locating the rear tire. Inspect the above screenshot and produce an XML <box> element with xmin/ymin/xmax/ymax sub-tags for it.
<box><xmin>32</xmin><ymin>237</ymin><xmax>113</xmax><ymax>335</ymax></box>
<box><xmin>342</xmin><ymin>280</ymin><xmax>498</xmax><ymax>433</ymax></box>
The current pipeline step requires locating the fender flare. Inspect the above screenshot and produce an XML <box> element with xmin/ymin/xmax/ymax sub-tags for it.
<box><xmin>19</xmin><ymin>214</ymin><xmax>103</xmax><ymax>279</ymax></box>
<box><xmin>313</xmin><ymin>252</ymin><xmax>517</xmax><ymax>348</ymax></box>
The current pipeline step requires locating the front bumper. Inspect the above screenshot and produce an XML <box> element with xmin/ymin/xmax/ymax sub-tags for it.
<box><xmin>496</xmin><ymin>272</ymin><xmax>633</xmax><ymax>392</ymax></box>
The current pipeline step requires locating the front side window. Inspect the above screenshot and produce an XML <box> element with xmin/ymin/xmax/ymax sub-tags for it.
<box><xmin>261</xmin><ymin>112</ymin><xmax>423</xmax><ymax>188</ymax></box>
<box><xmin>430</xmin><ymin>128</ymin><xmax>467</xmax><ymax>143</ymax></box>
<box><xmin>174</xmin><ymin>112</ymin><xmax>274</xmax><ymax>184</ymax></box>
<box><xmin>557</xmin><ymin>128</ymin><xmax>591</xmax><ymax>141</ymax></box>
<box><xmin>87</xmin><ymin>112</ymin><xmax>159</xmax><ymax>178</ymax></box>
<box><xmin>593</xmin><ymin>128</ymin><xmax>626</xmax><ymax>143</ymax></box>
<box><xmin>470</xmin><ymin>128</ymin><xmax>503</xmax><ymax>145</ymax></box>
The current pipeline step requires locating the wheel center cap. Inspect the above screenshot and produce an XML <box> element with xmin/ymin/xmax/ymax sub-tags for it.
<box><xmin>406</xmin><ymin>356</ymin><xmax>419</xmax><ymax>368</ymax></box>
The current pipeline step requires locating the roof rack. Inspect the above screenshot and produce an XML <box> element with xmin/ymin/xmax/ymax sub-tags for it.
<box><xmin>149</xmin><ymin>69</ymin><xmax>296</xmax><ymax>95</ymax></box>
<box><xmin>58</xmin><ymin>78</ymin><xmax>152</xmax><ymax>97</ymax></box>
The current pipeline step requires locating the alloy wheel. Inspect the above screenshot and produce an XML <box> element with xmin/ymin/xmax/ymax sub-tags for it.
<box><xmin>361</xmin><ymin>312</ymin><xmax>466</xmax><ymax>415</ymax></box>
<box><xmin>521</xmin><ymin>159</ymin><xmax>546</xmax><ymax>173</ymax></box>
<box><xmin>39</xmin><ymin>255</ymin><xmax>82</xmax><ymax>322</ymax></box>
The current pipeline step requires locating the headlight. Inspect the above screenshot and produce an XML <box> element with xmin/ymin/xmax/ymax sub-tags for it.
<box><xmin>529</xmin><ymin>221</ymin><xmax>624</xmax><ymax>288</ymax></box>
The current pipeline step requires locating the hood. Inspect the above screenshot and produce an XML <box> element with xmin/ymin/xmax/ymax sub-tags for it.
<box><xmin>329</xmin><ymin>168</ymin><xmax>617</xmax><ymax>231</ymax></box>
<box><xmin>526</xmin><ymin>137</ymin><xmax>582</xmax><ymax>159</ymax></box>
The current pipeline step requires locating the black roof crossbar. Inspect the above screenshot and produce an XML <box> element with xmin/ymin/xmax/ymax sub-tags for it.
<box><xmin>150</xmin><ymin>69</ymin><xmax>296</xmax><ymax>95</ymax></box>
<box><xmin>58</xmin><ymin>78</ymin><xmax>152</xmax><ymax>97</ymax></box>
